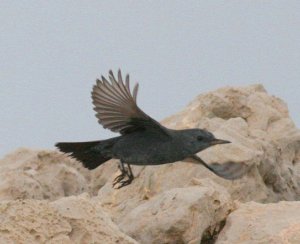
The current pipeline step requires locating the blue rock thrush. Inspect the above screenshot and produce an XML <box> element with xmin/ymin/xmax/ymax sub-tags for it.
<box><xmin>56</xmin><ymin>70</ymin><xmax>249</xmax><ymax>188</ymax></box>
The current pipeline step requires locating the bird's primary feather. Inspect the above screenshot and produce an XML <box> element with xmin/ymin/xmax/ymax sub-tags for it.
<box><xmin>91</xmin><ymin>70</ymin><xmax>169</xmax><ymax>136</ymax></box>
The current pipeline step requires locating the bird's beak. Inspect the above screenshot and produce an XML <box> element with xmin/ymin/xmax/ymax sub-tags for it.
<box><xmin>209</xmin><ymin>139</ymin><xmax>231</xmax><ymax>145</ymax></box>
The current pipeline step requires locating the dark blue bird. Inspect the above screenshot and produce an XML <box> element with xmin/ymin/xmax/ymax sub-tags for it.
<box><xmin>56</xmin><ymin>70</ymin><xmax>248</xmax><ymax>188</ymax></box>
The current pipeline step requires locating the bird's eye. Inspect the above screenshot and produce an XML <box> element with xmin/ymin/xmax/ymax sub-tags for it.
<box><xmin>197</xmin><ymin>136</ymin><xmax>203</xmax><ymax>141</ymax></box>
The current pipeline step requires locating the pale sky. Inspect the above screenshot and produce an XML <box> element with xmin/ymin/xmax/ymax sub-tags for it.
<box><xmin>1</xmin><ymin>1</ymin><xmax>300</xmax><ymax>157</ymax></box>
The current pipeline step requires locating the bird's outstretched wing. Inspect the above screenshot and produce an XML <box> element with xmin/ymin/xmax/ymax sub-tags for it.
<box><xmin>92</xmin><ymin>70</ymin><xmax>169</xmax><ymax>135</ymax></box>
<box><xmin>185</xmin><ymin>155</ymin><xmax>250</xmax><ymax>180</ymax></box>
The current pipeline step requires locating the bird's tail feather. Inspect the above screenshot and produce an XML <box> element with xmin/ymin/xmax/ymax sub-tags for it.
<box><xmin>55</xmin><ymin>141</ymin><xmax>111</xmax><ymax>169</ymax></box>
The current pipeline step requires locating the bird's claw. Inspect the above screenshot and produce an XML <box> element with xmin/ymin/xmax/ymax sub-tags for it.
<box><xmin>113</xmin><ymin>161</ymin><xmax>134</xmax><ymax>189</ymax></box>
<box><xmin>112</xmin><ymin>172</ymin><xmax>126</xmax><ymax>187</ymax></box>
<box><xmin>115</xmin><ymin>177</ymin><xmax>133</xmax><ymax>189</ymax></box>
<box><xmin>112</xmin><ymin>168</ymin><xmax>134</xmax><ymax>189</ymax></box>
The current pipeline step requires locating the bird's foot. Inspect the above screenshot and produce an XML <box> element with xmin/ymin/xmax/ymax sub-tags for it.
<box><xmin>112</xmin><ymin>164</ymin><xmax>134</xmax><ymax>189</ymax></box>
<box><xmin>113</xmin><ymin>162</ymin><xmax>134</xmax><ymax>189</ymax></box>
<box><xmin>114</xmin><ymin>175</ymin><xmax>134</xmax><ymax>189</ymax></box>
<box><xmin>112</xmin><ymin>172</ymin><xmax>126</xmax><ymax>187</ymax></box>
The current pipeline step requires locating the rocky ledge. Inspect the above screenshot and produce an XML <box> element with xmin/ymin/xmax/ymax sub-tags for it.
<box><xmin>0</xmin><ymin>84</ymin><xmax>299</xmax><ymax>243</ymax></box>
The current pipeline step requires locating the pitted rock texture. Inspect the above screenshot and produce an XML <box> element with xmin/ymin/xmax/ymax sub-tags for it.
<box><xmin>216</xmin><ymin>201</ymin><xmax>300</xmax><ymax>244</ymax></box>
<box><xmin>1</xmin><ymin>84</ymin><xmax>299</xmax><ymax>244</ymax></box>
<box><xmin>0</xmin><ymin>194</ymin><xmax>137</xmax><ymax>244</ymax></box>
<box><xmin>0</xmin><ymin>149</ymin><xmax>90</xmax><ymax>201</ymax></box>
<box><xmin>119</xmin><ymin>181</ymin><xmax>233</xmax><ymax>244</ymax></box>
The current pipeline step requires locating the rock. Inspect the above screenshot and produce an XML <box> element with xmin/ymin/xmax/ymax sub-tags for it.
<box><xmin>119</xmin><ymin>180</ymin><xmax>234</xmax><ymax>244</ymax></box>
<box><xmin>89</xmin><ymin>160</ymin><xmax>119</xmax><ymax>195</ymax></box>
<box><xmin>163</xmin><ymin>84</ymin><xmax>300</xmax><ymax>202</ymax></box>
<box><xmin>1</xmin><ymin>84</ymin><xmax>300</xmax><ymax>243</ymax></box>
<box><xmin>0</xmin><ymin>194</ymin><xmax>137</xmax><ymax>244</ymax></box>
<box><xmin>0</xmin><ymin>199</ymin><xmax>71</xmax><ymax>244</ymax></box>
<box><xmin>216</xmin><ymin>201</ymin><xmax>300</xmax><ymax>244</ymax></box>
<box><xmin>98</xmin><ymin>85</ymin><xmax>300</xmax><ymax>222</ymax></box>
<box><xmin>0</xmin><ymin>148</ymin><xmax>90</xmax><ymax>201</ymax></box>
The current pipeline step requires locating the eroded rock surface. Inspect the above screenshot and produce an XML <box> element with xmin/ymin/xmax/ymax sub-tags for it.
<box><xmin>216</xmin><ymin>201</ymin><xmax>300</xmax><ymax>244</ymax></box>
<box><xmin>0</xmin><ymin>148</ymin><xmax>90</xmax><ymax>201</ymax></box>
<box><xmin>0</xmin><ymin>194</ymin><xmax>137</xmax><ymax>244</ymax></box>
<box><xmin>97</xmin><ymin>85</ymin><xmax>299</xmax><ymax>223</ymax></box>
<box><xmin>0</xmin><ymin>84</ymin><xmax>299</xmax><ymax>244</ymax></box>
<box><xmin>120</xmin><ymin>181</ymin><xmax>233</xmax><ymax>244</ymax></box>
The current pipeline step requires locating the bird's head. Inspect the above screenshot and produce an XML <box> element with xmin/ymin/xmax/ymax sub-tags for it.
<box><xmin>181</xmin><ymin>128</ymin><xmax>231</xmax><ymax>154</ymax></box>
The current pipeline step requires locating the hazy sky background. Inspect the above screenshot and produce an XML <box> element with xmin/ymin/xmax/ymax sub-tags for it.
<box><xmin>1</xmin><ymin>1</ymin><xmax>300</xmax><ymax>157</ymax></box>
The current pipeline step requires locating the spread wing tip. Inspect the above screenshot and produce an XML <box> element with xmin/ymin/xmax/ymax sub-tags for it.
<box><xmin>90</xmin><ymin>69</ymin><xmax>164</xmax><ymax>135</ymax></box>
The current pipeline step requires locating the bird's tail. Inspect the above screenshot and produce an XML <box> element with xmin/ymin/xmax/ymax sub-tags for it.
<box><xmin>55</xmin><ymin>140</ymin><xmax>112</xmax><ymax>169</ymax></box>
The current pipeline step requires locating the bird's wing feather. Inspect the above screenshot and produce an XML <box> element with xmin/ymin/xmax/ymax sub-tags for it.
<box><xmin>92</xmin><ymin>70</ymin><xmax>169</xmax><ymax>136</ymax></box>
<box><xmin>185</xmin><ymin>155</ymin><xmax>250</xmax><ymax>180</ymax></box>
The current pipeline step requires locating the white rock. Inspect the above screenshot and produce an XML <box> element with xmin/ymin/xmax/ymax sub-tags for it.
<box><xmin>120</xmin><ymin>181</ymin><xmax>233</xmax><ymax>244</ymax></box>
<box><xmin>0</xmin><ymin>194</ymin><xmax>137</xmax><ymax>244</ymax></box>
<box><xmin>1</xmin><ymin>84</ymin><xmax>300</xmax><ymax>243</ymax></box>
<box><xmin>98</xmin><ymin>85</ymin><xmax>299</xmax><ymax>224</ymax></box>
<box><xmin>0</xmin><ymin>148</ymin><xmax>89</xmax><ymax>200</ymax></box>
<box><xmin>216</xmin><ymin>201</ymin><xmax>300</xmax><ymax>244</ymax></box>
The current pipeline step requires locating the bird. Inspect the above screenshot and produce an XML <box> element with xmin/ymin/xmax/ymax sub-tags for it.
<box><xmin>56</xmin><ymin>70</ymin><xmax>249</xmax><ymax>189</ymax></box>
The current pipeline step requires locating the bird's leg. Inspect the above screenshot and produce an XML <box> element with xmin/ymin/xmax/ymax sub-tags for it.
<box><xmin>113</xmin><ymin>161</ymin><xmax>134</xmax><ymax>189</ymax></box>
<box><xmin>113</xmin><ymin>161</ymin><xmax>127</xmax><ymax>187</ymax></box>
<box><xmin>125</xmin><ymin>163</ymin><xmax>134</xmax><ymax>182</ymax></box>
<box><xmin>116</xmin><ymin>163</ymin><xmax>134</xmax><ymax>189</ymax></box>
<box><xmin>113</xmin><ymin>161</ymin><xmax>134</xmax><ymax>188</ymax></box>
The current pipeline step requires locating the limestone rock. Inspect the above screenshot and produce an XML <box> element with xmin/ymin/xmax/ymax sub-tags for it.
<box><xmin>0</xmin><ymin>148</ymin><xmax>90</xmax><ymax>201</ymax></box>
<box><xmin>98</xmin><ymin>85</ymin><xmax>300</xmax><ymax>225</ymax></box>
<box><xmin>89</xmin><ymin>160</ymin><xmax>119</xmax><ymax>195</ymax></box>
<box><xmin>162</xmin><ymin>84</ymin><xmax>300</xmax><ymax>202</ymax></box>
<box><xmin>120</xmin><ymin>180</ymin><xmax>234</xmax><ymax>244</ymax></box>
<box><xmin>1</xmin><ymin>84</ymin><xmax>300</xmax><ymax>243</ymax></box>
<box><xmin>0</xmin><ymin>194</ymin><xmax>137</xmax><ymax>244</ymax></box>
<box><xmin>0</xmin><ymin>199</ymin><xmax>71</xmax><ymax>244</ymax></box>
<box><xmin>216</xmin><ymin>201</ymin><xmax>300</xmax><ymax>244</ymax></box>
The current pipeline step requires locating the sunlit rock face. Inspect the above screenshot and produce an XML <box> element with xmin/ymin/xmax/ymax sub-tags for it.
<box><xmin>1</xmin><ymin>84</ymin><xmax>299</xmax><ymax>243</ymax></box>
